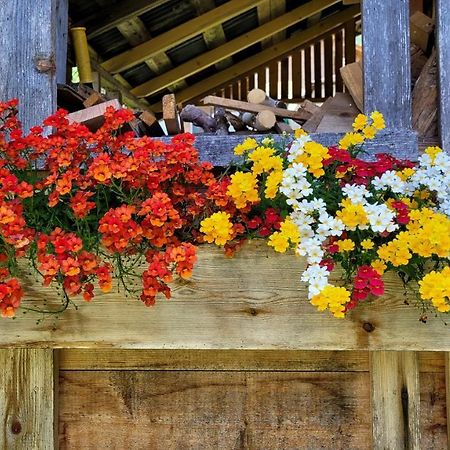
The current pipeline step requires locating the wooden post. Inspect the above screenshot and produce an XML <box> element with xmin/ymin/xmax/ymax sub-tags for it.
<box><xmin>56</xmin><ymin>0</ymin><xmax>69</xmax><ymax>84</ymax></box>
<box><xmin>362</xmin><ymin>0</ymin><xmax>411</xmax><ymax>129</ymax></box>
<box><xmin>0</xmin><ymin>0</ymin><xmax>59</xmax><ymax>131</ymax></box>
<box><xmin>370</xmin><ymin>351</ymin><xmax>420</xmax><ymax>450</ymax></box>
<box><xmin>0</xmin><ymin>349</ymin><xmax>57</xmax><ymax>449</ymax></box>
<box><xmin>436</xmin><ymin>0</ymin><xmax>450</xmax><ymax>152</ymax></box>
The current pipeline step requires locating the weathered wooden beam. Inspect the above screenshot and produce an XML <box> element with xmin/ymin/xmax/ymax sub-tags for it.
<box><xmin>436</xmin><ymin>0</ymin><xmax>450</xmax><ymax>151</ymax></box>
<box><xmin>370</xmin><ymin>351</ymin><xmax>420</xmax><ymax>450</ymax></box>
<box><xmin>362</xmin><ymin>0</ymin><xmax>412</xmax><ymax>129</ymax></box>
<box><xmin>152</xmin><ymin>6</ymin><xmax>361</xmax><ymax>107</ymax></box>
<box><xmin>56</xmin><ymin>0</ymin><xmax>69</xmax><ymax>84</ymax></box>
<box><xmin>102</xmin><ymin>0</ymin><xmax>265</xmax><ymax>74</ymax></box>
<box><xmin>131</xmin><ymin>0</ymin><xmax>342</xmax><ymax>98</ymax></box>
<box><xmin>75</xmin><ymin>0</ymin><xmax>170</xmax><ymax>39</ymax></box>
<box><xmin>0</xmin><ymin>349</ymin><xmax>56</xmax><ymax>449</ymax></box>
<box><xmin>0</xmin><ymin>0</ymin><xmax>57</xmax><ymax>131</ymax></box>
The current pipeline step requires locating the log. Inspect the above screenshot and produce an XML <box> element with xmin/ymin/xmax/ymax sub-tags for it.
<box><xmin>162</xmin><ymin>93</ymin><xmax>181</xmax><ymax>135</ymax></box>
<box><xmin>213</xmin><ymin>107</ymin><xmax>229</xmax><ymax>135</ymax></box>
<box><xmin>410</xmin><ymin>11</ymin><xmax>434</xmax><ymax>53</ymax></box>
<box><xmin>411</xmin><ymin>43</ymin><xmax>428</xmax><ymax>87</ymax></box>
<box><xmin>274</xmin><ymin>121</ymin><xmax>294</xmax><ymax>134</ymax></box>
<box><xmin>179</xmin><ymin>104</ymin><xmax>218</xmax><ymax>133</ymax></box>
<box><xmin>138</xmin><ymin>110</ymin><xmax>165</xmax><ymax>137</ymax></box>
<box><xmin>241</xmin><ymin>110</ymin><xmax>276</xmax><ymax>131</ymax></box>
<box><xmin>247</xmin><ymin>88</ymin><xmax>287</xmax><ymax>109</ymax></box>
<box><xmin>412</xmin><ymin>48</ymin><xmax>438</xmax><ymax>137</ymax></box>
<box><xmin>82</xmin><ymin>91</ymin><xmax>105</xmax><ymax>108</ymax></box>
<box><xmin>223</xmin><ymin>110</ymin><xmax>247</xmax><ymax>132</ymax></box>
<box><xmin>340</xmin><ymin>62</ymin><xmax>363</xmax><ymax>112</ymax></box>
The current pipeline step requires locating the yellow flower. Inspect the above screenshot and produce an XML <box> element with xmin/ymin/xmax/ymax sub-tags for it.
<box><xmin>339</xmin><ymin>132</ymin><xmax>365</xmax><ymax>150</ymax></box>
<box><xmin>361</xmin><ymin>239</ymin><xmax>374</xmax><ymax>250</ymax></box>
<box><xmin>352</xmin><ymin>114</ymin><xmax>368</xmax><ymax>131</ymax></box>
<box><xmin>371</xmin><ymin>111</ymin><xmax>386</xmax><ymax>130</ymax></box>
<box><xmin>419</xmin><ymin>267</ymin><xmax>450</xmax><ymax>313</ymax></box>
<box><xmin>337</xmin><ymin>239</ymin><xmax>355</xmax><ymax>252</ymax></box>
<box><xmin>234</xmin><ymin>137</ymin><xmax>257</xmax><ymax>156</ymax></box>
<box><xmin>268</xmin><ymin>231</ymin><xmax>289</xmax><ymax>253</ymax></box>
<box><xmin>279</xmin><ymin>218</ymin><xmax>301</xmax><ymax>245</ymax></box>
<box><xmin>310</xmin><ymin>285</ymin><xmax>351</xmax><ymax>318</ymax></box>
<box><xmin>227</xmin><ymin>171</ymin><xmax>259</xmax><ymax>209</ymax></box>
<box><xmin>336</xmin><ymin>199</ymin><xmax>368</xmax><ymax>230</ymax></box>
<box><xmin>249</xmin><ymin>147</ymin><xmax>282</xmax><ymax>175</ymax></box>
<box><xmin>294</xmin><ymin>128</ymin><xmax>307</xmax><ymax>138</ymax></box>
<box><xmin>397</xmin><ymin>167</ymin><xmax>416</xmax><ymax>181</ymax></box>
<box><xmin>294</xmin><ymin>141</ymin><xmax>330</xmax><ymax>178</ymax></box>
<box><xmin>362</xmin><ymin>125</ymin><xmax>377</xmax><ymax>139</ymax></box>
<box><xmin>425</xmin><ymin>146</ymin><xmax>442</xmax><ymax>163</ymax></box>
<box><xmin>200</xmin><ymin>212</ymin><xmax>233</xmax><ymax>246</ymax></box>
<box><xmin>261</xmin><ymin>137</ymin><xmax>274</xmax><ymax>146</ymax></box>
<box><xmin>371</xmin><ymin>259</ymin><xmax>387</xmax><ymax>275</ymax></box>
<box><xmin>265</xmin><ymin>170</ymin><xmax>283</xmax><ymax>199</ymax></box>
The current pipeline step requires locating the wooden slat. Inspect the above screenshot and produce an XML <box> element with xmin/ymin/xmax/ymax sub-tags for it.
<box><xmin>362</xmin><ymin>0</ymin><xmax>411</xmax><ymax>128</ymax></box>
<box><xmin>334</xmin><ymin>28</ymin><xmax>344</xmax><ymax>92</ymax></box>
<box><xmin>324</xmin><ymin>35</ymin><xmax>334</xmax><ymax>97</ymax></box>
<box><xmin>280</xmin><ymin>57</ymin><xmax>289</xmax><ymax>99</ymax></box>
<box><xmin>314</xmin><ymin>41</ymin><xmax>322</xmax><ymax>98</ymax></box>
<box><xmin>437</xmin><ymin>0</ymin><xmax>450</xmax><ymax>151</ymax></box>
<box><xmin>340</xmin><ymin>61</ymin><xmax>363</xmax><ymax>111</ymax></box>
<box><xmin>344</xmin><ymin>19</ymin><xmax>356</xmax><ymax>65</ymax></box>
<box><xmin>370</xmin><ymin>351</ymin><xmax>420</xmax><ymax>449</ymax></box>
<box><xmin>0</xmin><ymin>349</ymin><xmax>56</xmax><ymax>449</ymax></box>
<box><xmin>102</xmin><ymin>0</ymin><xmax>264</xmax><ymax>74</ymax></box>
<box><xmin>0</xmin><ymin>0</ymin><xmax>57</xmax><ymax>132</ymax></box>
<box><xmin>157</xmin><ymin>6</ymin><xmax>361</xmax><ymax>106</ymax></box>
<box><xmin>269</xmin><ymin>61</ymin><xmax>278</xmax><ymax>99</ymax></box>
<box><xmin>256</xmin><ymin>67</ymin><xmax>267</xmax><ymax>94</ymax></box>
<box><xmin>59</xmin><ymin>370</ymin><xmax>372</xmax><ymax>449</ymax></box>
<box><xmin>304</xmin><ymin>46</ymin><xmax>313</xmax><ymax>99</ymax></box>
<box><xmin>56</xmin><ymin>0</ymin><xmax>69</xmax><ymax>85</ymax></box>
<box><xmin>291</xmin><ymin>51</ymin><xmax>301</xmax><ymax>98</ymax></box>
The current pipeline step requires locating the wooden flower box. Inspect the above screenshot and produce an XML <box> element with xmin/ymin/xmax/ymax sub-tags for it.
<box><xmin>0</xmin><ymin>242</ymin><xmax>448</xmax><ymax>449</ymax></box>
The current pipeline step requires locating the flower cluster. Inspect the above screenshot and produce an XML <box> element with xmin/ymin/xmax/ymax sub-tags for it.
<box><xmin>202</xmin><ymin>114</ymin><xmax>450</xmax><ymax>319</ymax></box>
<box><xmin>0</xmin><ymin>100</ymin><xmax>219</xmax><ymax>317</ymax></box>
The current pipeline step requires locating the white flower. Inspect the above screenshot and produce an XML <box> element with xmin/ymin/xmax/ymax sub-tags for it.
<box><xmin>342</xmin><ymin>184</ymin><xmax>371</xmax><ymax>204</ymax></box>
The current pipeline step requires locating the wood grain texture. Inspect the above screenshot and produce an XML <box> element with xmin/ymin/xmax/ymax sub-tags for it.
<box><xmin>0</xmin><ymin>241</ymin><xmax>447</xmax><ymax>350</ymax></box>
<box><xmin>362</xmin><ymin>0</ymin><xmax>411</xmax><ymax>129</ymax></box>
<box><xmin>0</xmin><ymin>0</ymin><xmax>57</xmax><ymax>132</ymax></box>
<box><xmin>59</xmin><ymin>370</ymin><xmax>371</xmax><ymax>449</ymax></box>
<box><xmin>437</xmin><ymin>0</ymin><xmax>450</xmax><ymax>152</ymax></box>
<box><xmin>0</xmin><ymin>349</ymin><xmax>56</xmax><ymax>449</ymax></box>
<box><xmin>370</xmin><ymin>351</ymin><xmax>420</xmax><ymax>449</ymax></box>
<box><xmin>55</xmin><ymin>0</ymin><xmax>68</xmax><ymax>85</ymax></box>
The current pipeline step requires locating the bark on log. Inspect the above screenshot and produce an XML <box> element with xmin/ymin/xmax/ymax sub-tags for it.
<box><xmin>223</xmin><ymin>111</ymin><xmax>247</xmax><ymax>132</ymax></box>
<box><xmin>179</xmin><ymin>104</ymin><xmax>218</xmax><ymax>132</ymax></box>
<box><xmin>213</xmin><ymin>108</ymin><xmax>229</xmax><ymax>135</ymax></box>
<box><xmin>241</xmin><ymin>110</ymin><xmax>276</xmax><ymax>131</ymax></box>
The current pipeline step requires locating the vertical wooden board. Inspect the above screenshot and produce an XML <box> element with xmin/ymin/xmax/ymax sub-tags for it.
<box><xmin>420</xmin><ymin>372</ymin><xmax>447</xmax><ymax>449</ymax></box>
<box><xmin>314</xmin><ymin>41</ymin><xmax>322</xmax><ymax>99</ymax></box>
<box><xmin>256</xmin><ymin>67</ymin><xmax>267</xmax><ymax>94</ymax></box>
<box><xmin>269</xmin><ymin>61</ymin><xmax>278</xmax><ymax>99</ymax></box>
<box><xmin>370</xmin><ymin>351</ymin><xmax>420</xmax><ymax>450</ymax></box>
<box><xmin>304</xmin><ymin>45</ymin><xmax>312</xmax><ymax>99</ymax></box>
<box><xmin>335</xmin><ymin>28</ymin><xmax>344</xmax><ymax>92</ymax></box>
<box><xmin>291</xmin><ymin>51</ymin><xmax>301</xmax><ymax>99</ymax></box>
<box><xmin>0</xmin><ymin>0</ymin><xmax>57</xmax><ymax>131</ymax></box>
<box><xmin>56</xmin><ymin>0</ymin><xmax>69</xmax><ymax>84</ymax></box>
<box><xmin>436</xmin><ymin>0</ymin><xmax>450</xmax><ymax>151</ymax></box>
<box><xmin>362</xmin><ymin>0</ymin><xmax>411</xmax><ymax>128</ymax></box>
<box><xmin>0</xmin><ymin>349</ymin><xmax>56</xmax><ymax>450</ymax></box>
<box><xmin>324</xmin><ymin>35</ymin><xmax>334</xmax><ymax>97</ymax></box>
<box><xmin>280</xmin><ymin>57</ymin><xmax>289</xmax><ymax>100</ymax></box>
<box><xmin>248</xmin><ymin>73</ymin><xmax>255</xmax><ymax>92</ymax></box>
<box><xmin>59</xmin><ymin>370</ymin><xmax>371</xmax><ymax>449</ymax></box>
<box><xmin>344</xmin><ymin>19</ymin><xmax>356</xmax><ymax>65</ymax></box>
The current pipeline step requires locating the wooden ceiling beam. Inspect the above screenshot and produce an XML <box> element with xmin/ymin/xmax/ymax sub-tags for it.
<box><xmin>74</xmin><ymin>0</ymin><xmax>171</xmax><ymax>40</ymax></box>
<box><xmin>150</xmin><ymin>6</ymin><xmax>361</xmax><ymax>110</ymax></box>
<box><xmin>131</xmin><ymin>0</ymin><xmax>342</xmax><ymax>98</ymax></box>
<box><xmin>102</xmin><ymin>0</ymin><xmax>265</xmax><ymax>74</ymax></box>
<box><xmin>260</xmin><ymin>0</ymin><xmax>287</xmax><ymax>48</ymax></box>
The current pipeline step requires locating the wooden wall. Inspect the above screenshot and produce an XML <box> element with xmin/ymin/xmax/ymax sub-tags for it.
<box><xmin>58</xmin><ymin>350</ymin><xmax>447</xmax><ymax>449</ymax></box>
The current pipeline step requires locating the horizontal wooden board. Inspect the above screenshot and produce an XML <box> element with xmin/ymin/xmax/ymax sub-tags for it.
<box><xmin>1</xmin><ymin>241</ymin><xmax>450</xmax><ymax>350</ymax></box>
<box><xmin>58</xmin><ymin>370</ymin><xmax>372</xmax><ymax>449</ymax></box>
<box><xmin>58</xmin><ymin>349</ymin><xmax>445</xmax><ymax>373</ymax></box>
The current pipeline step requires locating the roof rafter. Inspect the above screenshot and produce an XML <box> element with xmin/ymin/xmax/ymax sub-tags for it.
<box><xmin>150</xmin><ymin>6</ymin><xmax>361</xmax><ymax>110</ymax></box>
<box><xmin>102</xmin><ymin>0</ymin><xmax>265</xmax><ymax>74</ymax></box>
<box><xmin>131</xmin><ymin>0</ymin><xmax>342</xmax><ymax>98</ymax></box>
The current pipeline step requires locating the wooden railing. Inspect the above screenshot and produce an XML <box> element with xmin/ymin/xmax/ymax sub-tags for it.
<box><xmin>201</xmin><ymin>18</ymin><xmax>358</xmax><ymax>104</ymax></box>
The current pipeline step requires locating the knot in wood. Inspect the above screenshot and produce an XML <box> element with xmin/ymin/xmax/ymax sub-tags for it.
<box><xmin>34</xmin><ymin>55</ymin><xmax>56</xmax><ymax>73</ymax></box>
<box><xmin>10</xmin><ymin>420</ymin><xmax>22</xmax><ymax>435</ymax></box>
<box><xmin>362</xmin><ymin>322</ymin><xmax>375</xmax><ymax>333</ymax></box>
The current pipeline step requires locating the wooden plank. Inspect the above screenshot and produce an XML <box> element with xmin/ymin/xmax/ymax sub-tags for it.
<box><xmin>162</xmin><ymin>94</ymin><xmax>181</xmax><ymax>135</ymax></box>
<box><xmin>159</xmin><ymin>6</ymin><xmax>361</xmax><ymax>106</ymax></box>
<box><xmin>370</xmin><ymin>351</ymin><xmax>420</xmax><ymax>450</ymax></box>
<box><xmin>437</xmin><ymin>0</ymin><xmax>450</xmax><ymax>152</ymax></box>
<box><xmin>291</xmin><ymin>51</ymin><xmax>301</xmax><ymax>98</ymax></box>
<box><xmin>324</xmin><ymin>35</ymin><xmax>334</xmax><ymax>97</ymax></box>
<box><xmin>410</xmin><ymin>11</ymin><xmax>434</xmax><ymax>52</ymax></box>
<box><xmin>344</xmin><ymin>19</ymin><xmax>356</xmax><ymax>65</ymax></box>
<box><xmin>314</xmin><ymin>41</ymin><xmax>322</xmax><ymax>98</ymax></box>
<box><xmin>256</xmin><ymin>67</ymin><xmax>267</xmax><ymax>94</ymax></box>
<box><xmin>0</xmin><ymin>349</ymin><xmax>56</xmax><ymax>449</ymax></box>
<box><xmin>56</xmin><ymin>0</ymin><xmax>69</xmax><ymax>85</ymax></box>
<box><xmin>340</xmin><ymin>61</ymin><xmax>363</xmax><ymax>111</ymax></box>
<box><xmin>315</xmin><ymin>92</ymin><xmax>360</xmax><ymax>132</ymax></box>
<box><xmin>58</xmin><ymin>349</ymin><xmax>445</xmax><ymax>372</ymax></box>
<box><xmin>304</xmin><ymin>46</ymin><xmax>313</xmax><ymax>98</ymax></box>
<box><xmin>202</xmin><ymin>96</ymin><xmax>307</xmax><ymax>120</ymax></box>
<box><xmin>362</xmin><ymin>0</ymin><xmax>411</xmax><ymax>128</ymax></box>
<box><xmin>66</xmin><ymin>99</ymin><xmax>122</xmax><ymax>131</ymax></box>
<box><xmin>0</xmin><ymin>0</ymin><xmax>57</xmax><ymax>132</ymax></box>
<box><xmin>59</xmin><ymin>370</ymin><xmax>371</xmax><ymax>449</ymax></box>
<box><xmin>335</xmin><ymin>28</ymin><xmax>344</xmax><ymax>92</ymax></box>
<box><xmin>102</xmin><ymin>0</ymin><xmax>265</xmax><ymax>74</ymax></box>
<box><xmin>269</xmin><ymin>61</ymin><xmax>278</xmax><ymax>99</ymax></box>
<box><xmin>280</xmin><ymin>57</ymin><xmax>289</xmax><ymax>100</ymax></box>
<box><xmin>82</xmin><ymin>91</ymin><xmax>104</xmax><ymax>108</ymax></box>
<box><xmin>130</xmin><ymin>0</ymin><xmax>341</xmax><ymax>98</ymax></box>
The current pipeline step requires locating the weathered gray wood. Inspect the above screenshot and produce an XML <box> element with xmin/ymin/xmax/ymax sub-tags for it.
<box><xmin>437</xmin><ymin>0</ymin><xmax>450</xmax><ymax>152</ymax></box>
<box><xmin>56</xmin><ymin>0</ymin><xmax>69</xmax><ymax>84</ymax></box>
<box><xmin>160</xmin><ymin>131</ymin><xmax>418</xmax><ymax>166</ymax></box>
<box><xmin>362</xmin><ymin>0</ymin><xmax>412</xmax><ymax>129</ymax></box>
<box><xmin>0</xmin><ymin>0</ymin><xmax>57</xmax><ymax>131</ymax></box>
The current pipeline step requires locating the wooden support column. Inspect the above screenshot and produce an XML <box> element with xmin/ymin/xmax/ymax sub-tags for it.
<box><xmin>0</xmin><ymin>0</ymin><xmax>59</xmax><ymax>131</ymax></box>
<box><xmin>0</xmin><ymin>349</ymin><xmax>57</xmax><ymax>449</ymax></box>
<box><xmin>370</xmin><ymin>351</ymin><xmax>420</xmax><ymax>450</ymax></box>
<box><xmin>56</xmin><ymin>0</ymin><xmax>69</xmax><ymax>84</ymax></box>
<box><xmin>436</xmin><ymin>0</ymin><xmax>450</xmax><ymax>152</ymax></box>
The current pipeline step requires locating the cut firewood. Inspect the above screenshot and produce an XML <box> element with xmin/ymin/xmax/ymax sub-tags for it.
<box><xmin>315</xmin><ymin>93</ymin><xmax>360</xmax><ymax>133</ymax></box>
<box><xmin>247</xmin><ymin>88</ymin><xmax>287</xmax><ymax>109</ymax></box>
<box><xmin>214</xmin><ymin>108</ymin><xmax>229</xmax><ymax>135</ymax></box>
<box><xmin>412</xmin><ymin>48</ymin><xmax>438</xmax><ymax>137</ymax></box>
<box><xmin>241</xmin><ymin>110</ymin><xmax>276</xmax><ymax>131</ymax></box>
<box><xmin>137</xmin><ymin>111</ymin><xmax>165</xmax><ymax>137</ymax></box>
<box><xmin>162</xmin><ymin>94</ymin><xmax>181</xmax><ymax>135</ymax></box>
<box><xmin>340</xmin><ymin>61</ymin><xmax>363</xmax><ymax>112</ymax></box>
<box><xmin>411</xmin><ymin>43</ymin><xmax>429</xmax><ymax>87</ymax></box>
<box><xmin>202</xmin><ymin>96</ymin><xmax>308</xmax><ymax>121</ymax></box>
<box><xmin>297</xmin><ymin>100</ymin><xmax>321</xmax><ymax>122</ymax></box>
<box><xmin>82</xmin><ymin>91</ymin><xmax>105</xmax><ymax>108</ymax></box>
<box><xmin>274</xmin><ymin>121</ymin><xmax>294</xmax><ymax>134</ymax></box>
<box><xmin>180</xmin><ymin>105</ymin><xmax>218</xmax><ymax>133</ymax></box>
<box><xmin>66</xmin><ymin>99</ymin><xmax>122</xmax><ymax>131</ymax></box>
<box><xmin>410</xmin><ymin>11</ymin><xmax>434</xmax><ymax>53</ymax></box>
<box><xmin>223</xmin><ymin>111</ymin><xmax>247</xmax><ymax>132</ymax></box>
<box><xmin>139</xmin><ymin>110</ymin><xmax>157</xmax><ymax>128</ymax></box>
